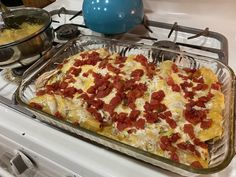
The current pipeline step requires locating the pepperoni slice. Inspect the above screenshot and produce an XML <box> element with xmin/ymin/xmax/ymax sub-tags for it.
<box><xmin>134</xmin><ymin>54</ymin><xmax>148</xmax><ymax>67</ymax></box>
<box><xmin>87</xmin><ymin>86</ymin><xmax>96</xmax><ymax>94</ymax></box>
<box><xmin>177</xmin><ymin>142</ymin><xmax>188</xmax><ymax>150</ymax></box>
<box><xmin>172</xmin><ymin>84</ymin><xmax>181</xmax><ymax>92</ymax></box>
<box><xmin>180</xmin><ymin>81</ymin><xmax>193</xmax><ymax>89</ymax></box>
<box><xmin>88</xmin><ymin>99</ymin><xmax>104</xmax><ymax>109</ymax></box>
<box><xmin>80</xmin><ymin>93</ymin><xmax>90</xmax><ymax>101</ymax></box>
<box><xmin>96</xmin><ymin>85</ymin><xmax>113</xmax><ymax>98</ymax></box>
<box><xmin>116</xmin><ymin>113</ymin><xmax>132</xmax><ymax>131</ymax></box>
<box><xmin>74</xmin><ymin>60</ymin><xmax>82</xmax><ymax>67</ymax></box>
<box><xmin>71</xmin><ymin>68</ymin><xmax>82</xmax><ymax>77</ymax></box>
<box><xmin>160</xmin><ymin>136</ymin><xmax>177</xmax><ymax>152</ymax></box>
<box><xmin>157</xmin><ymin>104</ymin><xmax>167</xmax><ymax>113</ymax></box>
<box><xmin>82</xmin><ymin>72</ymin><xmax>89</xmax><ymax>77</ymax></box>
<box><xmin>124</xmin><ymin>79</ymin><xmax>136</xmax><ymax>90</ymax></box>
<box><xmin>170</xmin><ymin>152</ymin><xmax>179</xmax><ymax>162</ymax></box>
<box><xmin>135</xmin><ymin>118</ymin><xmax>145</xmax><ymax>129</ymax></box>
<box><xmin>166</xmin><ymin>77</ymin><xmax>181</xmax><ymax>92</ymax></box>
<box><xmin>164</xmin><ymin>111</ymin><xmax>172</xmax><ymax>117</ymax></box>
<box><xmin>36</xmin><ymin>90</ymin><xmax>46</xmax><ymax>96</ymax></box>
<box><xmin>183</xmin><ymin>124</ymin><xmax>195</xmax><ymax>139</ymax></box>
<box><xmin>151</xmin><ymin>90</ymin><xmax>165</xmax><ymax>102</ymax></box>
<box><xmin>117</xmin><ymin>120</ymin><xmax>132</xmax><ymax>131</ymax></box>
<box><xmin>186</xmin><ymin>143</ymin><xmax>195</xmax><ymax>152</ymax></box>
<box><xmin>131</xmin><ymin>69</ymin><xmax>144</xmax><ymax>80</ymax></box>
<box><xmin>167</xmin><ymin>77</ymin><xmax>175</xmax><ymax>86</ymax></box>
<box><xmin>198</xmin><ymin>95</ymin><xmax>211</xmax><ymax>103</ymax></box>
<box><xmin>178</xmin><ymin>74</ymin><xmax>189</xmax><ymax>80</ymax></box>
<box><xmin>63</xmin><ymin>87</ymin><xmax>77</xmax><ymax>98</ymax></box>
<box><xmin>87</xmin><ymin>107</ymin><xmax>103</xmax><ymax>122</ymax></box>
<box><xmin>184</xmin><ymin>105</ymin><xmax>206</xmax><ymax>125</ymax></box>
<box><xmin>104</xmin><ymin>95</ymin><xmax>122</xmax><ymax>114</ymax></box>
<box><xmin>184</xmin><ymin>91</ymin><xmax>195</xmax><ymax>99</ymax></box>
<box><xmin>145</xmin><ymin>112</ymin><xmax>159</xmax><ymax>123</ymax></box>
<box><xmin>160</xmin><ymin>136</ymin><xmax>170</xmax><ymax>150</ymax></box>
<box><xmin>115</xmin><ymin>56</ymin><xmax>127</xmax><ymax>64</ymax></box>
<box><xmin>98</xmin><ymin>59</ymin><xmax>109</xmax><ymax>68</ymax></box>
<box><xmin>116</xmin><ymin>122</ymin><xmax>126</xmax><ymax>131</ymax></box>
<box><xmin>103</xmin><ymin>104</ymin><xmax>114</xmax><ymax>115</ymax></box>
<box><xmin>194</xmin><ymin>138</ymin><xmax>208</xmax><ymax>149</ymax></box>
<box><xmin>55</xmin><ymin>111</ymin><xmax>63</xmax><ymax>119</ymax></box>
<box><xmin>193</xmin><ymin>77</ymin><xmax>204</xmax><ymax>84</ymax></box>
<box><xmin>46</xmin><ymin>82</ymin><xmax>60</xmax><ymax>92</ymax></box>
<box><xmin>127</xmin><ymin>87</ymin><xmax>146</xmax><ymax>104</ymax></box>
<box><xmin>117</xmin><ymin>112</ymin><xmax>128</xmax><ymax>122</ymax></box>
<box><xmin>60</xmin><ymin>81</ymin><xmax>68</xmax><ymax>89</ymax></box>
<box><xmin>200</xmin><ymin>119</ymin><xmax>212</xmax><ymax>129</ymax></box>
<box><xmin>65</xmin><ymin>74</ymin><xmax>73</xmax><ymax>80</ymax></box>
<box><xmin>88</xmin><ymin>51</ymin><xmax>100</xmax><ymax>60</ymax></box>
<box><xmin>193</xmin><ymin>83</ymin><xmax>208</xmax><ymax>91</ymax></box>
<box><xmin>171</xmin><ymin>63</ymin><xmax>179</xmax><ymax>73</ymax></box>
<box><xmin>190</xmin><ymin>161</ymin><xmax>203</xmax><ymax>169</ymax></box>
<box><xmin>146</xmin><ymin>64</ymin><xmax>156</xmax><ymax>79</ymax></box>
<box><xmin>195</xmin><ymin>100</ymin><xmax>206</xmax><ymax>108</ymax></box>
<box><xmin>128</xmin><ymin>102</ymin><xmax>136</xmax><ymax>110</ymax></box>
<box><xmin>29</xmin><ymin>102</ymin><xmax>43</xmax><ymax>110</ymax></box>
<box><xmin>107</xmin><ymin>63</ymin><xmax>120</xmax><ymax>74</ymax></box>
<box><xmin>129</xmin><ymin>110</ymin><xmax>140</xmax><ymax>121</ymax></box>
<box><xmin>170</xmin><ymin>133</ymin><xmax>180</xmax><ymax>143</ymax></box>
<box><xmin>211</xmin><ymin>83</ymin><xmax>221</xmax><ymax>90</ymax></box>
<box><xmin>166</xmin><ymin>117</ymin><xmax>177</xmax><ymax>129</ymax></box>
<box><xmin>113</xmin><ymin>79</ymin><xmax>124</xmax><ymax>91</ymax></box>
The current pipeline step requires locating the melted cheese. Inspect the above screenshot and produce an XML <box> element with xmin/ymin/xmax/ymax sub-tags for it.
<box><xmin>30</xmin><ymin>49</ymin><xmax>225</xmax><ymax>169</ymax></box>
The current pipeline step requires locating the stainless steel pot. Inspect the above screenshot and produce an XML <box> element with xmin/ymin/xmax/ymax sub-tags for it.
<box><xmin>0</xmin><ymin>7</ymin><xmax>54</xmax><ymax>68</ymax></box>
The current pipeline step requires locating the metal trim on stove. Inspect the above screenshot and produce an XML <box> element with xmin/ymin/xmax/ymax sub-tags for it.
<box><xmin>148</xmin><ymin>21</ymin><xmax>228</xmax><ymax>64</ymax></box>
<box><xmin>49</xmin><ymin>7</ymin><xmax>228</xmax><ymax>65</ymax></box>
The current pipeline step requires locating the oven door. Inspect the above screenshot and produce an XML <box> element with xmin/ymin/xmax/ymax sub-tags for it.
<box><xmin>0</xmin><ymin>102</ymin><xmax>176</xmax><ymax>177</ymax></box>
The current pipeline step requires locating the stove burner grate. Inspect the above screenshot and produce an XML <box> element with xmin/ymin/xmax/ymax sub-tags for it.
<box><xmin>152</xmin><ymin>40</ymin><xmax>180</xmax><ymax>62</ymax></box>
<box><xmin>55</xmin><ymin>24</ymin><xmax>81</xmax><ymax>40</ymax></box>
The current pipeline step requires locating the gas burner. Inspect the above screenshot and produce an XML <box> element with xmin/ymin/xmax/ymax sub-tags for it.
<box><xmin>152</xmin><ymin>40</ymin><xmax>180</xmax><ymax>61</ymax></box>
<box><xmin>11</xmin><ymin>65</ymin><xmax>31</xmax><ymax>78</ymax></box>
<box><xmin>0</xmin><ymin>48</ymin><xmax>14</xmax><ymax>62</ymax></box>
<box><xmin>0</xmin><ymin>48</ymin><xmax>21</xmax><ymax>66</ymax></box>
<box><xmin>55</xmin><ymin>24</ymin><xmax>81</xmax><ymax>40</ymax></box>
<box><xmin>3</xmin><ymin>65</ymin><xmax>31</xmax><ymax>83</ymax></box>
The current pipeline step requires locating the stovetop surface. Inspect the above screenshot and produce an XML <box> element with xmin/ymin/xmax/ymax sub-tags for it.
<box><xmin>0</xmin><ymin>0</ymin><xmax>235</xmax><ymax>177</ymax></box>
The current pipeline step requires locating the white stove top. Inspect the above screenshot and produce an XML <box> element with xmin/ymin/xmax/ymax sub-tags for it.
<box><xmin>0</xmin><ymin>0</ymin><xmax>235</xmax><ymax>177</ymax></box>
<box><xmin>45</xmin><ymin>0</ymin><xmax>236</xmax><ymax>73</ymax></box>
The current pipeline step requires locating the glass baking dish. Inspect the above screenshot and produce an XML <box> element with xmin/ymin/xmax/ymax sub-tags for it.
<box><xmin>16</xmin><ymin>35</ymin><xmax>236</xmax><ymax>176</ymax></box>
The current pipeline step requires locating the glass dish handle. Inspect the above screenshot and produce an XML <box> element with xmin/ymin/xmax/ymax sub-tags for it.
<box><xmin>234</xmin><ymin>76</ymin><xmax>236</xmax><ymax>154</ymax></box>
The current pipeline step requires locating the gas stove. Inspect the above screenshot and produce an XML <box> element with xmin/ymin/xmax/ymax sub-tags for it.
<box><xmin>0</xmin><ymin>1</ymin><xmax>235</xmax><ymax>177</ymax></box>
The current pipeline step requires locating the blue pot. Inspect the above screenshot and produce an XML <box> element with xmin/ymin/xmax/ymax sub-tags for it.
<box><xmin>82</xmin><ymin>0</ymin><xmax>144</xmax><ymax>34</ymax></box>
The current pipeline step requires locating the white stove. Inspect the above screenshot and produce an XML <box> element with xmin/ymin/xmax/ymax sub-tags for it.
<box><xmin>0</xmin><ymin>0</ymin><xmax>236</xmax><ymax>177</ymax></box>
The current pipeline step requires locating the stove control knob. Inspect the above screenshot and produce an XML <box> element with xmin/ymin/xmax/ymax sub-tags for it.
<box><xmin>10</xmin><ymin>150</ymin><xmax>34</xmax><ymax>175</ymax></box>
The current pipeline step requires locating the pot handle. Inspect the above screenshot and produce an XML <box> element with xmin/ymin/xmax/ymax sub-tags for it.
<box><xmin>22</xmin><ymin>44</ymin><xmax>63</xmax><ymax>79</ymax></box>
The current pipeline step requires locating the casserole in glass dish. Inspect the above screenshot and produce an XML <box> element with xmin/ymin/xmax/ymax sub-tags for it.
<box><xmin>16</xmin><ymin>35</ymin><xmax>236</xmax><ymax>176</ymax></box>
